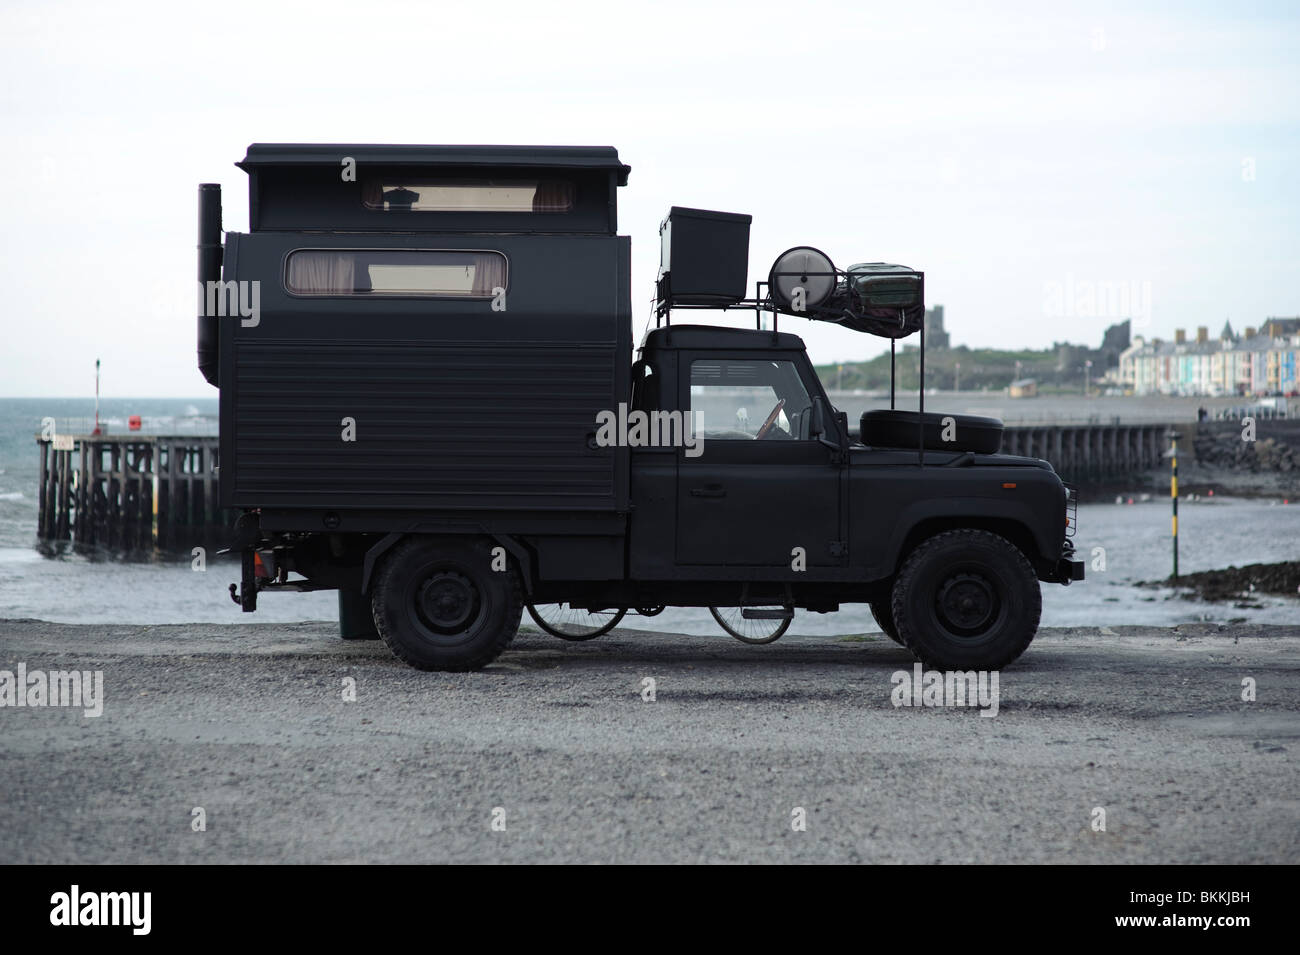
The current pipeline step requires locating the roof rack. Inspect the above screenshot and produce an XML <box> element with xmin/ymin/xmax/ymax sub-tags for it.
<box><xmin>653</xmin><ymin>263</ymin><xmax>931</xmax><ymax>465</ymax></box>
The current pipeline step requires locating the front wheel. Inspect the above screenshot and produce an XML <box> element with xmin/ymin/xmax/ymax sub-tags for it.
<box><xmin>372</xmin><ymin>537</ymin><xmax>522</xmax><ymax>671</ymax></box>
<box><xmin>891</xmin><ymin>529</ymin><xmax>1041</xmax><ymax>670</ymax></box>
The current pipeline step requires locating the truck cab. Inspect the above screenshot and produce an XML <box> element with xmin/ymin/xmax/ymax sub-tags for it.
<box><xmin>614</xmin><ymin>324</ymin><xmax>1083</xmax><ymax>663</ymax></box>
<box><xmin>200</xmin><ymin>143</ymin><xmax>1082</xmax><ymax>673</ymax></box>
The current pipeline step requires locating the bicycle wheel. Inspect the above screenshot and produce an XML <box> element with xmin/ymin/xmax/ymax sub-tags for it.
<box><xmin>709</xmin><ymin>606</ymin><xmax>792</xmax><ymax>645</ymax></box>
<box><xmin>526</xmin><ymin>604</ymin><xmax>627</xmax><ymax>641</ymax></box>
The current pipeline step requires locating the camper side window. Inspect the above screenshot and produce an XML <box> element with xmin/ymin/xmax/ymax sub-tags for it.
<box><xmin>361</xmin><ymin>178</ymin><xmax>574</xmax><ymax>213</ymax></box>
<box><xmin>285</xmin><ymin>249</ymin><xmax>507</xmax><ymax>298</ymax></box>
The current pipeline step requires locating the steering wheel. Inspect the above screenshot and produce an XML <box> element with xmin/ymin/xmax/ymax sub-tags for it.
<box><xmin>755</xmin><ymin>399</ymin><xmax>787</xmax><ymax>440</ymax></box>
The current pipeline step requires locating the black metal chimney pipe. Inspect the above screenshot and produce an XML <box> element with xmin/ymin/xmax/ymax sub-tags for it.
<box><xmin>197</xmin><ymin>183</ymin><xmax>223</xmax><ymax>386</ymax></box>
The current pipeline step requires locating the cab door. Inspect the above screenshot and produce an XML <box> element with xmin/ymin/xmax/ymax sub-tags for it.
<box><xmin>674</xmin><ymin>353</ymin><xmax>843</xmax><ymax>570</ymax></box>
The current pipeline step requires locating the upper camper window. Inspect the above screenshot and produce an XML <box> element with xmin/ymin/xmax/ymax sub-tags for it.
<box><xmin>361</xmin><ymin>178</ymin><xmax>575</xmax><ymax>213</ymax></box>
<box><xmin>285</xmin><ymin>249</ymin><xmax>507</xmax><ymax>297</ymax></box>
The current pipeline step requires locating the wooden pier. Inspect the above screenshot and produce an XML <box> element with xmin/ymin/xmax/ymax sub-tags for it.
<box><xmin>36</xmin><ymin>432</ymin><xmax>231</xmax><ymax>553</ymax></box>
<box><xmin>1000</xmin><ymin>422</ymin><xmax>1173</xmax><ymax>484</ymax></box>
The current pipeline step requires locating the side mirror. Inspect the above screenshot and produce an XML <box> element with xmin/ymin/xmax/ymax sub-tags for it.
<box><xmin>810</xmin><ymin>397</ymin><xmax>826</xmax><ymax>436</ymax></box>
<box><xmin>812</xmin><ymin>397</ymin><xmax>847</xmax><ymax>460</ymax></box>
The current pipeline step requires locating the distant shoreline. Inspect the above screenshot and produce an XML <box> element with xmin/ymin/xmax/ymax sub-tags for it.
<box><xmin>1140</xmin><ymin>561</ymin><xmax>1300</xmax><ymax>602</ymax></box>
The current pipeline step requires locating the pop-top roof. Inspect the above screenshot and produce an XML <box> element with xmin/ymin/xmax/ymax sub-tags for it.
<box><xmin>237</xmin><ymin>144</ymin><xmax>631</xmax><ymax>185</ymax></box>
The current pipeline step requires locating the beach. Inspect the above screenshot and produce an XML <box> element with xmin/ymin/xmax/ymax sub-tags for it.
<box><xmin>1</xmin><ymin>618</ymin><xmax>1296</xmax><ymax>864</ymax></box>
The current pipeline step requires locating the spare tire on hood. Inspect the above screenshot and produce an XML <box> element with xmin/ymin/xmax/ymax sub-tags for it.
<box><xmin>861</xmin><ymin>409</ymin><xmax>1003</xmax><ymax>454</ymax></box>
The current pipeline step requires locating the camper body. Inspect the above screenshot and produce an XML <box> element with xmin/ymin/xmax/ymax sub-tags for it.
<box><xmin>200</xmin><ymin>144</ymin><xmax>1082</xmax><ymax>672</ymax></box>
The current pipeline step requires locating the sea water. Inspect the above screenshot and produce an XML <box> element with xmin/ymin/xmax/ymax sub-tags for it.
<box><xmin>0</xmin><ymin>398</ymin><xmax>1295</xmax><ymax>633</ymax></box>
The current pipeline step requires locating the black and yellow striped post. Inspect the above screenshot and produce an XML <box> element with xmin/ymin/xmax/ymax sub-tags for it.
<box><xmin>1166</xmin><ymin>429</ymin><xmax>1181</xmax><ymax>579</ymax></box>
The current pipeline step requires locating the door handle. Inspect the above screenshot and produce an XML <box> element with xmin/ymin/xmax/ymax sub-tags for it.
<box><xmin>690</xmin><ymin>486</ymin><xmax>726</xmax><ymax>498</ymax></box>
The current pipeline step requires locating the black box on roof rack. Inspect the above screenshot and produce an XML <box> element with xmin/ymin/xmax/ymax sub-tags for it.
<box><xmin>657</xmin><ymin>206</ymin><xmax>752</xmax><ymax>307</ymax></box>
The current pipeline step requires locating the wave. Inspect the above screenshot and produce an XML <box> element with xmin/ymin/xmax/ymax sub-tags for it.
<box><xmin>0</xmin><ymin>491</ymin><xmax>24</xmax><ymax>501</ymax></box>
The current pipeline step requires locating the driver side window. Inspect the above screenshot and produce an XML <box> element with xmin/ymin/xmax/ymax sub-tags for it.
<box><xmin>689</xmin><ymin>359</ymin><xmax>815</xmax><ymax>441</ymax></box>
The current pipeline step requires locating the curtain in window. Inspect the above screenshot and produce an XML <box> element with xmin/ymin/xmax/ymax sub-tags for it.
<box><xmin>531</xmin><ymin>180</ymin><xmax>573</xmax><ymax>212</ymax></box>
<box><xmin>288</xmin><ymin>252</ymin><xmax>356</xmax><ymax>293</ymax></box>
<box><xmin>361</xmin><ymin>179</ymin><xmax>384</xmax><ymax>209</ymax></box>
<box><xmin>470</xmin><ymin>253</ymin><xmax>507</xmax><ymax>296</ymax></box>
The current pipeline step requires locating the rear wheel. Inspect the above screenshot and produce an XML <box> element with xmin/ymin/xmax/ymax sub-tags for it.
<box><xmin>372</xmin><ymin>537</ymin><xmax>521</xmax><ymax>671</ymax></box>
<box><xmin>891</xmin><ymin>529</ymin><xmax>1040</xmax><ymax>670</ymax></box>
<box><xmin>526</xmin><ymin>604</ymin><xmax>626</xmax><ymax>641</ymax></box>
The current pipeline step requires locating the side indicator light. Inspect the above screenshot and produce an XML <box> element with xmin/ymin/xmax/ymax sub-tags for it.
<box><xmin>1002</xmin><ymin>482</ymin><xmax>1017</xmax><ymax>489</ymax></box>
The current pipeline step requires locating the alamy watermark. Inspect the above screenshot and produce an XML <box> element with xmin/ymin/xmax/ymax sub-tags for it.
<box><xmin>0</xmin><ymin>663</ymin><xmax>103</xmax><ymax>717</ymax></box>
<box><xmin>198</xmin><ymin>279</ymin><xmax>260</xmax><ymax>327</ymax></box>
<box><xmin>890</xmin><ymin>663</ymin><xmax>999</xmax><ymax>717</ymax></box>
<box><xmin>594</xmin><ymin>403</ymin><xmax>704</xmax><ymax>458</ymax></box>
<box><xmin>1043</xmin><ymin>273</ymin><xmax>1151</xmax><ymax>327</ymax></box>
<box><xmin>49</xmin><ymin>886</ymin><xmax>150</xmax><ymax>935</ymax></box>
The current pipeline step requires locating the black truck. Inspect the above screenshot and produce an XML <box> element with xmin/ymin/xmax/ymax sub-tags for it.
<box><xmin>197</xmin><ymin>143</ymin><xmax>1083</xmax><ymax>672</ymax></box>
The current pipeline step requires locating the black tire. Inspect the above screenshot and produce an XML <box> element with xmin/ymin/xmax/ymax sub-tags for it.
<box><xmin>372</xmin><ymin>537</ymin><xmax>521</xmax><ymax>671</ymax></box>
<box><xmin>526</xmin><ymin>604</ymin><xmax>626</xmax><ymax>641</ymax></box>
<box><xmin>861</xmin><ymin>410</ymin><xmax>1003</xmax><ymax>453</ymax></box>
<box><xmin>869</xmin><ymin>597</ymin><xmax>902</xmax><ymax>645</ymax></box>
<box><xmin>891</xmin><ymin>529</ymin><xmax>1040</xmax><ymax>670</ymax></box>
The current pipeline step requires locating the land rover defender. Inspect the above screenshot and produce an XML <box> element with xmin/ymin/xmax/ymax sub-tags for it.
<box><xmin>198</xmin><ymin>144</ymin><xmax>1083</xmax><ymax>672</ymax></box>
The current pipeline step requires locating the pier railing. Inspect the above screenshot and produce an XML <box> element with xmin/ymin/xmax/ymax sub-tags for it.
<box><xmin>41</xmin><ymin>416</ymin><xmax>218</xmax><ymax>437</ymax></box>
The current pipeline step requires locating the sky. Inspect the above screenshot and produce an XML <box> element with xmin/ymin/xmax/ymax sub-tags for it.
<box><xmin>0</xmin><ymin>0</ymin><xmax>1296</xmax><ymax>396</ymax></box>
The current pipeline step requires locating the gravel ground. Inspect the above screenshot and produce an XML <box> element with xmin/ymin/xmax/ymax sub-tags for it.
<box><xmin>0</xmin><ymin>618</ymin><xmax>1297</xmax><ymax>864</ymax></box>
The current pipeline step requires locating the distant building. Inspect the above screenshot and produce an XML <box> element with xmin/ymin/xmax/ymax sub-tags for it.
<box><xmin>1119</xmin><ymin>324</ymin><xmax>1300</xmax><ymax>396</ymax></box>
<box><xmin>1056</xmin><ymin>343</ymin><xmax>1081</xmax><ymax>372</ymax></box>
<box><xmin>1262</xmin><ymin>317</ymin><xmax>1300</xmax><ymax>339</ymax></box>
<box><xmin>924</xmin><ymin>305</ymin><xmax>950</xmax><ymax>350</ymax></box>
<box><xmin>1099</xmin><ymin>320</ymin><xmax>1131</xmax><ymax>366</ymax></box>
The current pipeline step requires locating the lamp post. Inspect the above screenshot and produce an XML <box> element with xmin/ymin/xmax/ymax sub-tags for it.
<box><xmin>1085</xmin><ymin>359</ymin><xmax>1093</xmax><ymax>397</ymax></box>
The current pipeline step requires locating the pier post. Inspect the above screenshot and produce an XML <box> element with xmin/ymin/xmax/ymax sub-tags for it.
<box><xmin>1168</xmin><ymin>430</ymin><xmax>1180</xmax><ymax>579</ymax></box>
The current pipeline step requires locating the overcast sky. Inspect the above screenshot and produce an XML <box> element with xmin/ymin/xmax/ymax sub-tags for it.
<box><xmin>1</xmin><ymin>0</ymin><xmax>1296</xmax><ymax>396</ymax></box>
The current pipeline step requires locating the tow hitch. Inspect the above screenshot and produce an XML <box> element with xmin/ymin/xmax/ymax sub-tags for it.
<box><xmin>229</xmin><ymin>548</ymin><xmax>264</xmax><ymax>612</ymax></box>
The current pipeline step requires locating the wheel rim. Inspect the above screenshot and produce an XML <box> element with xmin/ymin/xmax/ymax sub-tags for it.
<box><xmin>413</xmin><ymin>570</ymin><xmax>482</xmax><ymax>637</ymax></box>
<box><xmin>710</xmin><ymin>606</ymin><xmax>791</xmax><ymax>645</ymax></box>
<box><xmin>935</xmin><ymin>570</ymin><xmax>1000</xmax><ymax>637</ymax></box>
